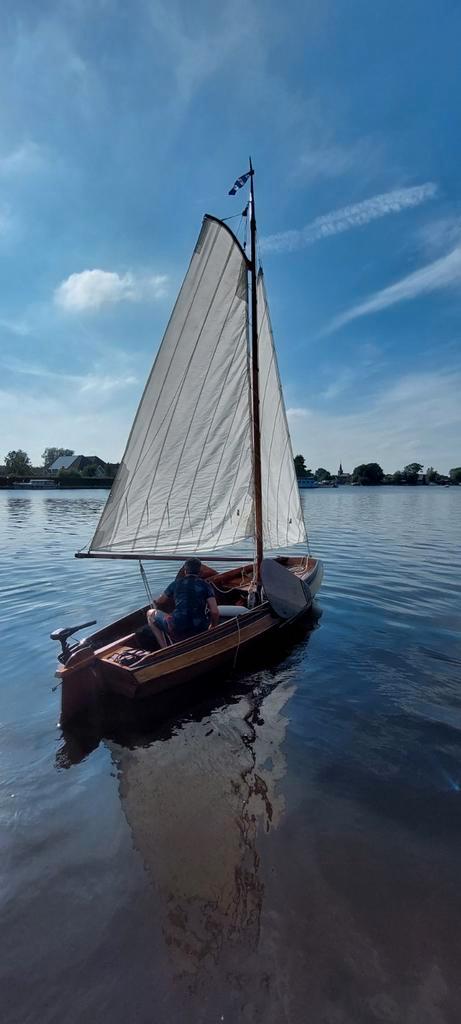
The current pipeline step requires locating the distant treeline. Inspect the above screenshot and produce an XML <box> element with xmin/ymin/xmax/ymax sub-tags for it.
<box><xmin>294</xmin><ymin>456</ymin><xmax>461</xmax><ymax>485</ymax></box>
<box><xmin>1</xmin><ymin>448</ymin><xmax>460</xmax><ymax>487</ymax></box>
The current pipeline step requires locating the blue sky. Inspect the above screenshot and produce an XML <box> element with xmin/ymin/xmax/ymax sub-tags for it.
<box><xmin>1</xmin><ymin>0</ymin><xmax>460</xmax><ymax>473</ymax></box>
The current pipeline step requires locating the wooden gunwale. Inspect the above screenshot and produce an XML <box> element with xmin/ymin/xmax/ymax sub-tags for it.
<box><xmin>57</xmin><ymin>555</ymin><xmax>322</xmax><ymax>723</ymax></box>
<box><xmin>133</xmin><ymin>607</ymin><xmax>276</xmax><ymax>680</ymax></box>
<box><xmin>58</xmin><ymin>556</ymin><xmax>314</xmax><ymax>666</ymax></box>
<box><xmin>57</xmin><ymin>556</ymin><xmax>321</xmax><ymax>687</ymax></box>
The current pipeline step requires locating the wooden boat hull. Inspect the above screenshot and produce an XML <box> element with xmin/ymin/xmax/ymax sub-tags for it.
<box><xmin>56</xmin><ymin>556</ymin><xmax>323</xmax><ymax>725</ymax></box>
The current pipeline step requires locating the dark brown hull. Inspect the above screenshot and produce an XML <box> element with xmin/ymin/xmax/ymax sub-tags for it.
<box><xmin>57</xmin><ymin>556</ymin><xmax>323</xmax><ymax>725</ymax></box>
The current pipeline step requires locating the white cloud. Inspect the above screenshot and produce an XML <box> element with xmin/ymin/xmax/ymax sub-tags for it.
<box><xmin>320</xmin><ymin>369</ymin><xmax>358</xmax><ymax>400</ymax></box>
<box><xmin>261</xmin><ymin>183</ymin><xmax>437</xmax><ymax>254</ymax></box>
<box><xmin>0</xmin><ymin>141</ymin><xmax>45</xmax><ymax>175</ymax></box>
<box><xmin>0</xmin><ymin>357</ymin><xmax>141</xmax><ymax>462</ymax></box>
<box><xmin>2</xmin><ymin>357</ymin><xmax>138</xmax><ymax>395</ymax></box>
<box><xmin>80</xmin><ymin>373</ymin><xmax>138</xmax><ymax>393</ymax></box>
<box><xmin>0</xmin><ymin>205</ymin><xmax>12</xmax><ymax>236</ymax></box>
<box><xmin>0</xmin><ymin>316</ymin><xmax>31</xmax><ymax>336</ymax></box>
<box><xmin>417</xmin><ymin>215</ymin><xmax>461</xmax><ymax>257</ymax></box>
<box><xmin>3</xmin><ymin>360</ymin><xmax>459</xmax><ymax>472</ymax></box>
<box><xmin>292</xmin><ymin>138</ymin><xmax>382</xmax><ymax>186</ymax></box>
<box><xmin>287</xmin><ymin>369</ymin><xmax>461</xmax><ymax>474</ymax></box>
<box><xmin>286</xmin><ymin>407</ymin><xmax>309</xmax><ymax>418</ymax></box>
<box><xmin>324</xmin><ymin>245</ymin><xmax>461</xmax><ymax>334</ymax></box>
<box><xmin>54</xmin><ymin>269</ymin><xmax>168</xmax><ymax>312</ymax></box>
<box><xmin>148</xmin><ymin>1</ymin><xmax>258</xmax><ymax>105</ymax></box>
<box><xmin>0</xmin><ymin>387</ymin><xmax>135</xmax><ymax>464</ymax></box>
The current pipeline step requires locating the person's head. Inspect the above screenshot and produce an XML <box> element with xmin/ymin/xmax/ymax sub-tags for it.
<box><xmin>184</xmin><ymin>557</ymin><xmax>201</xmax><ymax>576</ymax></box>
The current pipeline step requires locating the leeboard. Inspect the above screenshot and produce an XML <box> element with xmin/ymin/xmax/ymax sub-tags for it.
<box><xmin>260</xmin><ymin>558</ymin><xmax>311</xmax><ymax>621</ymax></box>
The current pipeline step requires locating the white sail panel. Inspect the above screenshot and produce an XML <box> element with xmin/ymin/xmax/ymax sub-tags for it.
<box><xmin>257</xmin><ymin>271</ymin><xmax>307</xmax><ymax>550</ymax></box>
<box><xmin>90</xmin><ymin>217</ymin><xmax>253</xmax><ymax>556</ymax></box>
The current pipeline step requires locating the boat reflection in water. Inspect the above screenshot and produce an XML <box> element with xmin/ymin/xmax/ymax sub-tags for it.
<box><xmin>115</xmin><ymin>677</ymin><xmax>293</xmax><ymax>982</ymax></box>
<box><xmin>57</xmin><ymin>620</ymin><xmax>318</xmax><ymax>998</ymax></box>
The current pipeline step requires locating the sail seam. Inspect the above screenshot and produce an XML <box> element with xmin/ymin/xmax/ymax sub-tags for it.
<box><xmin>125</xmin><ymin>225</ymin><xmax>223</xmax><ymax>546</ymax></box>
<box><xmin>196</xmin><ymin>260</ymin><xmax>252</xmax><ymax>552</ymax></box>
<box><xmin>175</xmin><ymin>313</ymin><xmax>248</xmax><ymax>548</ymax></box>
<box><xmin>92</xmin><ymin>219</ymin><xmax>222</xmax><ymax>550</ymax></box>
<box><xmin>199</xmin><ymin>374</ymin><xmax>251</xmax><ymax>550</ymax></box>
<box><xmin>259</xmin><ymin>274</ymin><xmax>307</xmax><ymax>549</ymax></box>
<box><xmin>275</xmin><ymin>433</ymin><xmax>290</xmax><ymax>544</ymax></box>
<box><xmin>264</xmin><ymin>392</ymin><xmax>283</xmax><ymax>547</ymax></box>
<box><xmin>148</xmin><ymin>252</ymin><xmax>245</xmax><ymax>552</ymax></box>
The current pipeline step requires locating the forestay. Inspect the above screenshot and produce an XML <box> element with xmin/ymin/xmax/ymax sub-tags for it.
<box><xmin>89</xmin><ymin>217</ymin><xmax>254</xmax><ymax>557</ymax></box>
<box><xmin>258</xmin><ymin>271</ymin><xmax>307</xmax><ymax>549</ymax></box>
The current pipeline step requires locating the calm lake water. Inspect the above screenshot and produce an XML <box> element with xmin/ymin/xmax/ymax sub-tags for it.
<box><xmin>1</xmin><ymin>486</ymin><xmax>461</xmax><ymax>1024</ymax></box>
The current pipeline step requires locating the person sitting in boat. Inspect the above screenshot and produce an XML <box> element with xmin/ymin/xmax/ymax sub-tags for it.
<box><xmin>147</xmin><ymin>558</ymin><xmax>220</xmax><ymax>647</ymax></box>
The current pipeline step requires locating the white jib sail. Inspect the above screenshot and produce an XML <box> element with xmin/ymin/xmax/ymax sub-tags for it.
<box><xmin>257</xmin><ymin>270</ymin><xmax>308</xmax><ymax>550</ymax></box>
<box><xmin>90</xmin><ymin>217</ymin><xmax>254</xmax><ymax>557</ymax></box>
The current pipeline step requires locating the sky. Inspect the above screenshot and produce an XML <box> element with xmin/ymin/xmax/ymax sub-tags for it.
<box><xmin>1</xmin><ymin>0</ymin><xmax>460</xmax><ymax>474</ymax></box>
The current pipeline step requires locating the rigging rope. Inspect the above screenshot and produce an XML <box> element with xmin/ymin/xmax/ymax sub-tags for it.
<box><xmin>139</xmin><ymin>560</ymin><xmax>154</xmax><ymax>606</ymax></box>
<box><xmin>232</xmin><ymin>615</ymin><xmax>242</xmax><ymax>668</ymax></box>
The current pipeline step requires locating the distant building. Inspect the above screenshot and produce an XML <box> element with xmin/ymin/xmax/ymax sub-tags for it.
<box><xmin>337</xmin><ymin>462</ymin><xmax>351</xmax><ymax>484</ymax></box>
<box><xmin>49</xmin><ymin>454</ymin><xmax>107</xmax><ymax>476</ymax></box>
<box><xmin>49</xmin><ymin>455</ymin><xmax>77</xmax><ymax>473</ymax></box>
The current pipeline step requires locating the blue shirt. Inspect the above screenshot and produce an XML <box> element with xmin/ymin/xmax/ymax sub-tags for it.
<box><xmin>165</xmin><ymin>574</ymin><xmax>215</xmax><ymax>640</ymax></box>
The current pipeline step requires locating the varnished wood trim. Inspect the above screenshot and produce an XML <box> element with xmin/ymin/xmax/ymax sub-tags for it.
<box><xmin>135</xmin><ymin>613</ymin><xmax>277</xmax><ymax>683</ymax></box>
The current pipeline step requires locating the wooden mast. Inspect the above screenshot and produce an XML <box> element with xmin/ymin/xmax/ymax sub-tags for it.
<box><xmin>249</xmin><ymin>158</ymin><xmax>263</xmax><ymax>581</ymax></box>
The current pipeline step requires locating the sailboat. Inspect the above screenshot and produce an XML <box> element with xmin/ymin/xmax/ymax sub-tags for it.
<box><xmin>51</xmin><ymin>165</ymin><xmax>323</xmax><ymax>726</ymax></box>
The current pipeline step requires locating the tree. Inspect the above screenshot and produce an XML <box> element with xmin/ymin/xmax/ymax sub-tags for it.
<box><xmin>352</xmin><ymin>462</ymin><xmax>384</xmax><ymax>485</ymax></box>
<box><xmin>426</xmin><ymin>466</ymin><xmax>439</xmax><ymax>483</ymax></box>
<box><xmin>4</xmin><ymin>449</ymin><xmax>32</xmax><ymax>474</ymax></box>
<box><xmin>294</xmin><ymin>455</ymin><xmax>312</xmax><ymax>478</ymax></box>
<box><xmin>449</xmin><ymin>467</ymin><xmax>461</xmax><ymax>484</ymax></box>
<box><xmin>84</xmin><ymin>463</ymin><xmax>104</xmax><ymax>478</ymax></box>
<box><xmin>42</xmin><ymin>447</ymin><xmax>75</xmax><ymax>470</ymax></box>
<box><xmin>315</xmin><ymin>467</ymin><xmax>331</xmax><ymax>482</ymax></box>
<box><xmin>392</xmin><ymin>470</ymin><xmax>403</xmax><ymax>484</ymax></box>
<box><xmin>58</xmin><ymin>467</ymin><xmax>82</xmax><ymax>479</ymax></box>
<box><xmin>402</xmin><ymin>462</ymin><xmax>423</xmax><ymax>484</ymax></box>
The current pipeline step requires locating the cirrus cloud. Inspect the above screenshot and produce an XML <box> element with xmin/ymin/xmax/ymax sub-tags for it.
<box><xmin>261</xmin><ymin>183</ymin><xmax>437</xmax><ymax>254</ymax></box>
<box><xmin>0</xmin><ymin>140</ymin><xmax>46</xmax><ymax>176</ymax></box>
<box><xmin>54</xmin><ymin>268</ymin><xmax>168</xmax><ymax>312</ymax></box>
<box><xmin>323</xmin><ymin>245</ymin><xmax>461</xmax><ymax>335</ymax></box>
<box><xmin>287</xmin><ymin>368</ymin><xmax>461</xmax><ymax>474</ymax></box>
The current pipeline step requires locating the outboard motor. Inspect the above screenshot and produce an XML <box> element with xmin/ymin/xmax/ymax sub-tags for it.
<box><xmin>50</xmin><ymin>620</ymin><xmax>97</xmax><ymax>664</ymax></box>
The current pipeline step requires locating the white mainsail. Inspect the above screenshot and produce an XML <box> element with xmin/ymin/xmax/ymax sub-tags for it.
<box><xmin>89</xmin><ymin>216</ymin><xmax>254</xmax><ymax>557</ymax></box>
<box><xmin>88</xmin><ymin>217</ymin><xmax>307</xmax><ymax>561</ymax></box>
<box><xmin>258</xmin><ymin>271</ymin><xmax>307</xmax><ymax>550</ymax></box>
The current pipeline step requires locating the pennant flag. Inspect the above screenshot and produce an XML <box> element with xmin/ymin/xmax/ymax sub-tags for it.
<box><xmin>228</xmin><ymin>171</ymin><xmax>252</xmax><ymax>196</ymax></box>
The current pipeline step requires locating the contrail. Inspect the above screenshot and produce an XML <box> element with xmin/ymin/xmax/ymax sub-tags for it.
<box><xmin>260</xmin><ymin>183</ymin><xmax>437</xmax><ymax>254</ymax></box>
<box><xmin>323</xmin><ymin>244</ymin><xmax>461</xmax><ymax>335</ymax></box>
